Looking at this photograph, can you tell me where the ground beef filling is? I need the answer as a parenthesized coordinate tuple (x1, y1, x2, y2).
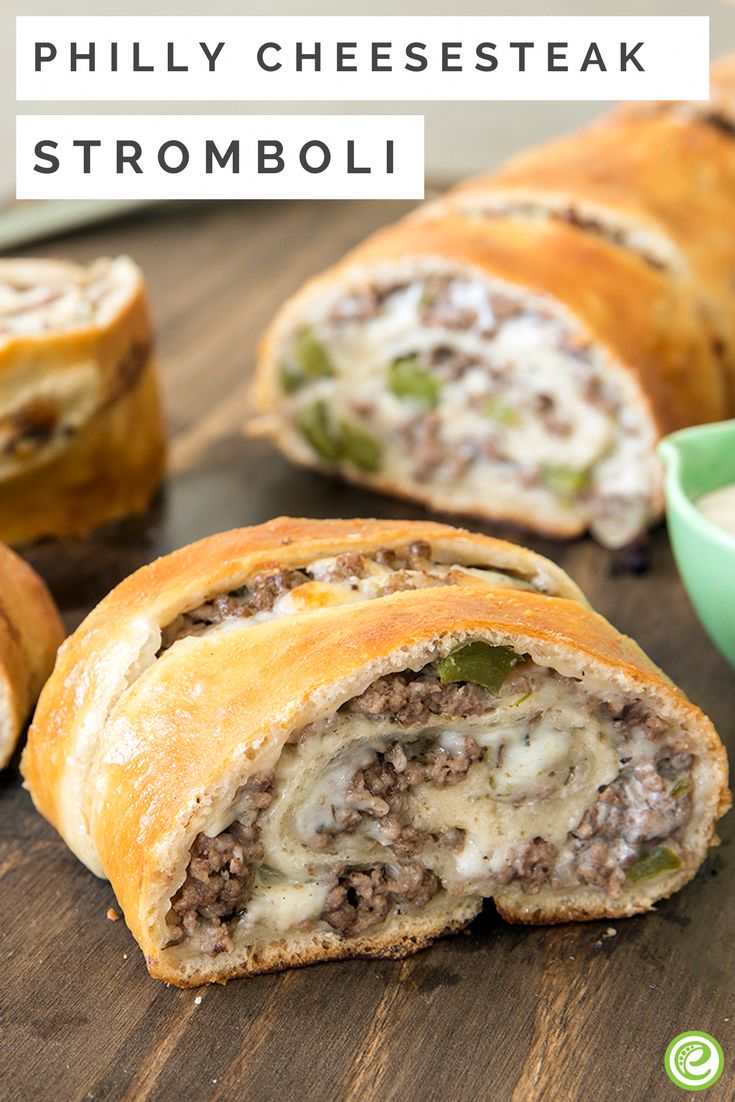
(345, 669, 497, 726)
(570, 752, 693, 897)
(157, 540, 525, 654)
(322, 863, 439, 937)
(496, 839, 559, 893)
(314, 735, 482, 856)
(157, 571, 302, 652)
(295, 279, 657, 543)
(316, 740, 692, 900)
(328, 275, 529, 334)
(166, 776, 273, 954)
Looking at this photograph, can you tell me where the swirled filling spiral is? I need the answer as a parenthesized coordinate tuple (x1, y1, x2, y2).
(165, 644, 693, 957)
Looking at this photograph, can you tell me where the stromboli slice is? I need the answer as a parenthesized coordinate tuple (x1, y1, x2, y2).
(0, 256, 166, 544)
(0, 542, 63, 769)
(253, 217, 726, 548)
(21, 520, 729, 986)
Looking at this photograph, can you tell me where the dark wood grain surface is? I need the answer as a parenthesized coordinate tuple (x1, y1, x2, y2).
(1, 200, 733, 1102)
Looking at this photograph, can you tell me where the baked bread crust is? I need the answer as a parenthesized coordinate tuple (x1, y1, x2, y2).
(437, 110, 735, 407)
(21, 520, 729, 986)
(0, 257, 166, 544)
(0, 543, 64, 768)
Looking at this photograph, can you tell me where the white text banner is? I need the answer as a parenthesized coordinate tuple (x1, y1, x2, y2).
(17, 16, 709, 102)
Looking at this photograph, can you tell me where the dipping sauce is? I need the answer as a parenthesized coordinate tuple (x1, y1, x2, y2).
(697, 483, 735, 535)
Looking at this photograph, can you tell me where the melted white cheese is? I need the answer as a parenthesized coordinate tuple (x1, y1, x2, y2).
(242, 881, 329, 935)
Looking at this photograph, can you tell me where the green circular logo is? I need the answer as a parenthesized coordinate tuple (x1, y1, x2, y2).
(665, 1032, 725, 1091)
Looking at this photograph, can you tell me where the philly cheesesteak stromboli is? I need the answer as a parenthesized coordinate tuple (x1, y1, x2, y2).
(22, 519, 729, 986)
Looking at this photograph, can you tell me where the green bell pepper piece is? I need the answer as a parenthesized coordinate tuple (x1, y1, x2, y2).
(626, 846, 682, 883)
(541, 464, 592, 498)
(484, 396, 519, 427)
(670, 776, 691, 799)
(297, 401, 343, 462)
(340, 421, 382, 472)
(280, 330, 335, 392)
(388, 356, 440, 409)
(280, 362, 306, 394)
(436, 641, 520, 693)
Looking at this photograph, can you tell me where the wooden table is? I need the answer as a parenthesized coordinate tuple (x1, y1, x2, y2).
(1, 200, 733, 1102)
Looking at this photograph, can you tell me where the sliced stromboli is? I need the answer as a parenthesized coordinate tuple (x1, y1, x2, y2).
(0, 256, 166, 544)
(21, 521, 729, 986)
(19, 516, 586, 870)
(252, 217, 727, 548)
(427, 109, 735, 405)
(0, 542, 63, 769)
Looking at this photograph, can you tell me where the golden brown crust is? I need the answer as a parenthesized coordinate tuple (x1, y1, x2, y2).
(0, 259, 166, 545)
(0, 543, 64, 768)
(21, 523, 729, 983)
(440, 109, 735, 406)
(452, 111, 735, 258)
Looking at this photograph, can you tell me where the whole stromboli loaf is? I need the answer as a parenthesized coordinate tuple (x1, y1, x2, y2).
(0, 542, 63, 769)
(252, 55, 735, 549)
(0, 256, 166, 545)
(21, 518, 730, 986)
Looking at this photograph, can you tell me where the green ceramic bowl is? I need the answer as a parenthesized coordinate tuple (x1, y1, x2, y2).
(658, 420, 735, 668)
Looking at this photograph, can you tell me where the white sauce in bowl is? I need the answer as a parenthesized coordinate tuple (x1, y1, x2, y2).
(697, 483, 735, 535)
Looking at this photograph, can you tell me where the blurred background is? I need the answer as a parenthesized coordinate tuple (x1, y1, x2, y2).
(2, 0, 734, 248)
